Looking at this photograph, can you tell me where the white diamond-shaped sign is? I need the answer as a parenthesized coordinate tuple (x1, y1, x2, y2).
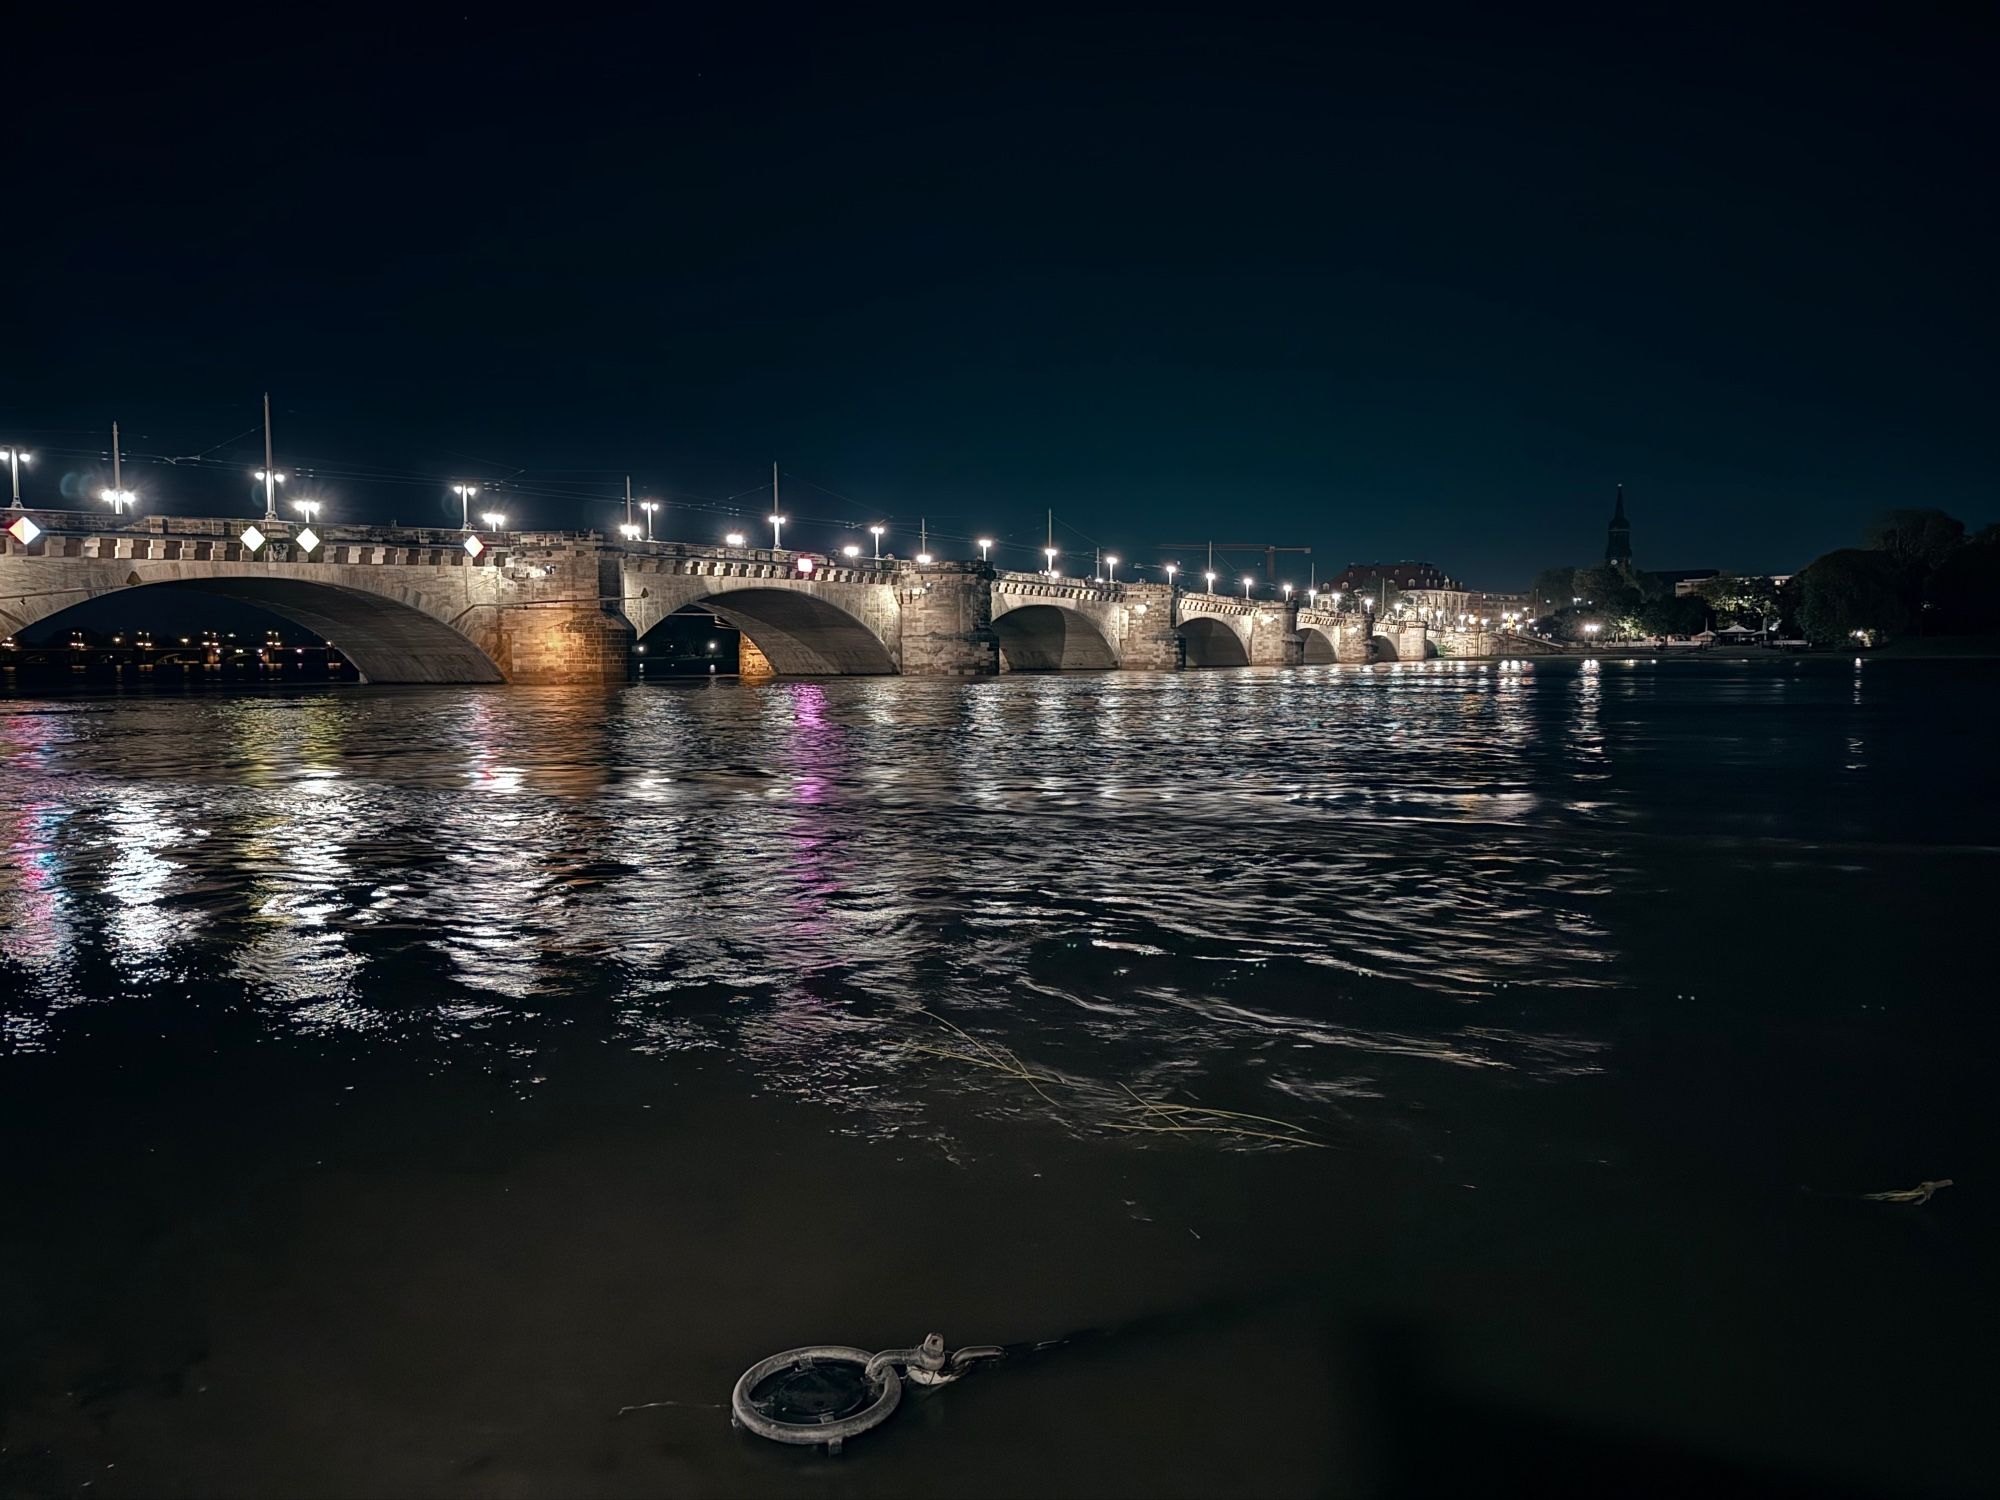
(6, 515, 42, 546)
(463, 534, 485, 558)
(240, 525, 266, 552)
(296, 527, 320, 554)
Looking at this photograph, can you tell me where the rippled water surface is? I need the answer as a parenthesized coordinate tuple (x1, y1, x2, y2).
(2, 660, 1995, 1496)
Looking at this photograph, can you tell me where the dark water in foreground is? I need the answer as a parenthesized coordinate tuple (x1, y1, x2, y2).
(1, 659, 1994, 1498)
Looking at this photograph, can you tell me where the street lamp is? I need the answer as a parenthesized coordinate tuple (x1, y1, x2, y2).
(1164, 563, 1178, 589)
(1204, 570, 1217, 593)
(640, 500, 659, 540)
(100, 487, 137, 516)
(769, 513, 786, 549)
(257, 468, 287, 520)
(1281, 582, 1293, 602)
(451, 482, 478, 531)
(3, 447, 30, 509)
(481, 510, 507, 531)
(1241, 575, 1254, 600)
(977, 537, 993, 561)
(842, 543, 862, 559)
(1105, 554, 1120, 583)
(1044, 546, 1058, 576)
(620, 523, 643, 541)
(725, 531, 746, 547)
(916, 550, 934, 565)
(292, 500, 321, 524)
(869, 525, 885, 559)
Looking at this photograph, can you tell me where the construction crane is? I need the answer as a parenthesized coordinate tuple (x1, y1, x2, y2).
(1157, 542, 1312, 586)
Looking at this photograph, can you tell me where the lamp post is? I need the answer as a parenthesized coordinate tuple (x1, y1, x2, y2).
(977, 537, 993, 562)
(452, 483, 478, 531)
(640, 500, 658, 541)
(1105, 554, 1120, 584)
(725, 530, 746, 547)
(256, 468, 286, 520)
(480, 510, 507, 532)
(3, 446, 29, 509)
(1044, 546, 1058, 577)
(1282, 582, 1293, 603)
(620, 523, 642, 541)
(769, 513, 786, 550)
(869, 525, 885, 559)
(1241, 575, 1254, 600)
(100, 487, 137, 516)
(292, 500, 321, 525)
(1204, 570, 1217, 594)
(1164, 563, 1177, 591)
(842, 544, 862, 559)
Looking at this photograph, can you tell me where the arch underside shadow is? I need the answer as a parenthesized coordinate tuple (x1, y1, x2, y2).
(993, 604, 1118, 671)
(1177, 616, 1249, 667)
(11, 578, 504, 684)
(694, 589, 897, 675)
(1300, 627, 1338, 664)
(1372, 633, 1401, 661)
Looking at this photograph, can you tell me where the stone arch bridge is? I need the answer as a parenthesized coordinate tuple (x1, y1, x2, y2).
(1, 512, 1545, 684)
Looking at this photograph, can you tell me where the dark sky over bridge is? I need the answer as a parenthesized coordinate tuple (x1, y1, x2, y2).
(6, 6, 1994, 588)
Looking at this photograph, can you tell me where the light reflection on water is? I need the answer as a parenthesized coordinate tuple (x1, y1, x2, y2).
(0, 659, 1971, 1138)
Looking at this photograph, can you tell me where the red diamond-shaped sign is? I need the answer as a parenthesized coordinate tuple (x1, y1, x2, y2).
(5, 515, 42, 546)
(463, 534, 485, 558)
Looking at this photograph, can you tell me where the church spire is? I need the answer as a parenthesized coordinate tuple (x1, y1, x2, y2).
(1605, 484, 1633, 565)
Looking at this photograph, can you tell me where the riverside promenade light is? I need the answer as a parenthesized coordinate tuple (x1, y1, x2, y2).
(451, 482, 478, 531)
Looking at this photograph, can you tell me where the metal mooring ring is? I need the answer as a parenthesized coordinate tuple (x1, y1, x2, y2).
(731, 1345, 902, 1451)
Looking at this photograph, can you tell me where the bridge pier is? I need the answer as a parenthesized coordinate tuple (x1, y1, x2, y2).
(899, 561, 999, 676)
(1249, 599, 1303, 666)
(487, 542, 634, 684)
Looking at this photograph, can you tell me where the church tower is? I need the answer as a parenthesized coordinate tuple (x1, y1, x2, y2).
(1605, 484, 1633, 566)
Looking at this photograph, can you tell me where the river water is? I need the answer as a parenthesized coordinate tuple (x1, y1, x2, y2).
(1, 659, 1993, 1498)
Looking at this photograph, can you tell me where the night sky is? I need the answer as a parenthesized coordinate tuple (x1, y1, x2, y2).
(7, 6, 1994, 587)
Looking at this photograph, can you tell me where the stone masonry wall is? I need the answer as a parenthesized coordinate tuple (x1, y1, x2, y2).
(899, 563, 999, 675)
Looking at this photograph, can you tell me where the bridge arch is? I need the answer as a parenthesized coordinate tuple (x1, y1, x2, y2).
(1299, 625, 1338, 665)
(990, 601, 1118, 671)
(0, 572, 505, 684)
(623, 580, 899, 675)
(1177, 614, 1250, 668)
